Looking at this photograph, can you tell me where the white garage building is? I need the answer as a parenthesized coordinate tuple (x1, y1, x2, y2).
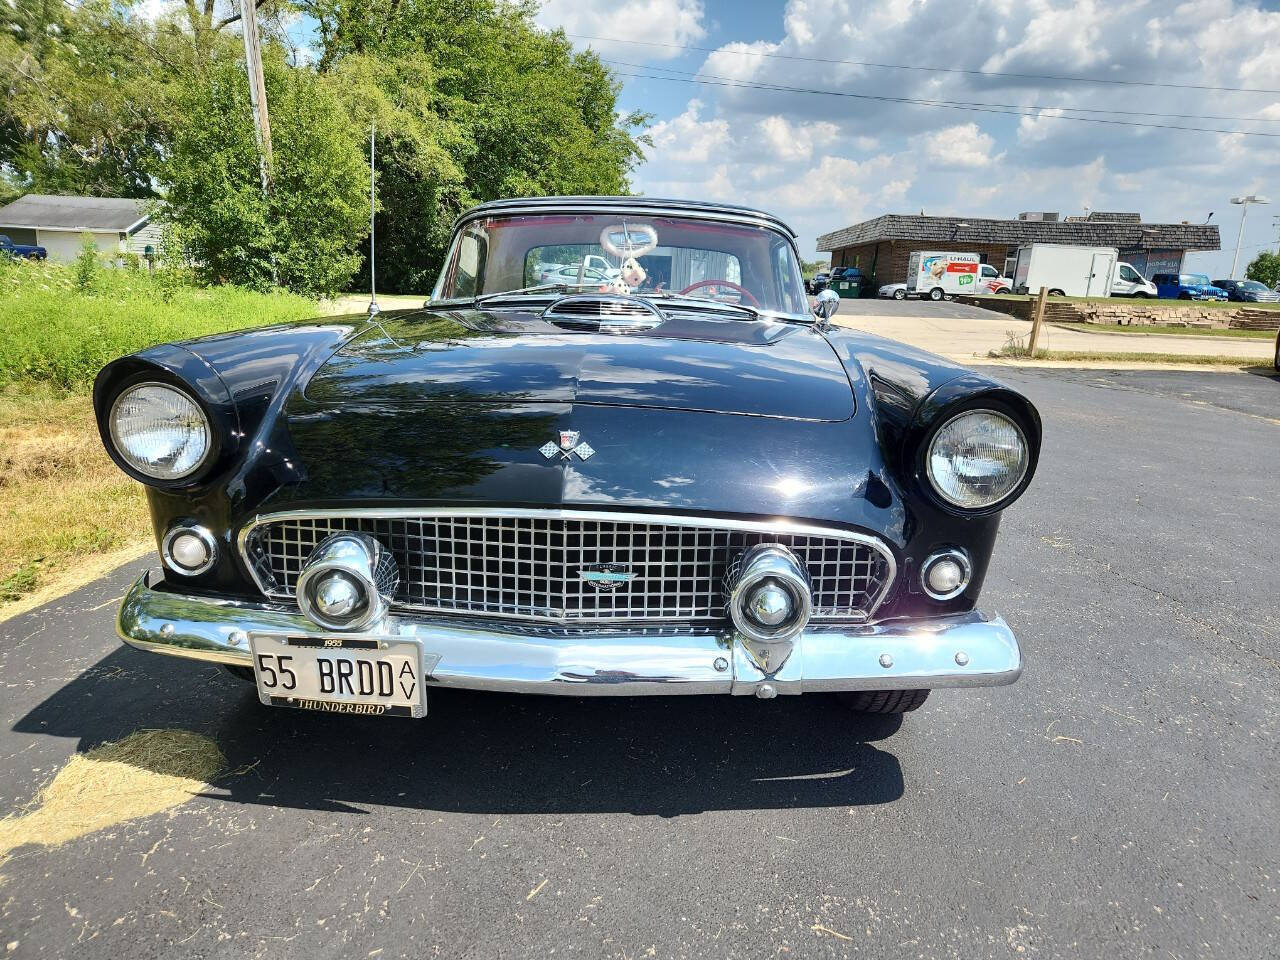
(0, 194, 162, 264)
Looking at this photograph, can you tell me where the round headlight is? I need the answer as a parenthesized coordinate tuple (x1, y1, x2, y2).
(926, 409, 1029, 509)
(108, 382, 211, 481)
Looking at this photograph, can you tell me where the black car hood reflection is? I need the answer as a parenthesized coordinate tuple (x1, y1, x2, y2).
(302, 307, 854, 422)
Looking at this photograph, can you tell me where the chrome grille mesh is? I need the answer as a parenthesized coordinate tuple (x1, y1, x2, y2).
(242, 512, 893, 624)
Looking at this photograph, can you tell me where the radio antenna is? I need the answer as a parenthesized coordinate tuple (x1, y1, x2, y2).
(367, 121, 379, 318)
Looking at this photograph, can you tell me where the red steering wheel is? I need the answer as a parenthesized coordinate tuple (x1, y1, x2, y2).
(678, 279, 762, 308)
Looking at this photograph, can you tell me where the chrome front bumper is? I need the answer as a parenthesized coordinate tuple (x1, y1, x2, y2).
(116, 571, 1023, 697)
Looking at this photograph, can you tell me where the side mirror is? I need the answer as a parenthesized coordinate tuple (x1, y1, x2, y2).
(813, 287, 840, 320)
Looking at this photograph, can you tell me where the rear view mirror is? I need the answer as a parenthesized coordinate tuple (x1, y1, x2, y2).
(813, 288, 840, 320)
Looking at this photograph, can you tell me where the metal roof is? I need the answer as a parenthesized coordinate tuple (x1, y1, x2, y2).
(816, 213, 1220, 253)
(458, 196, 799, 239)
(0, 194, 150, 232)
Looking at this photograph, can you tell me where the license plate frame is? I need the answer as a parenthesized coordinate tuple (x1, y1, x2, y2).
(248, 632, 429, 718)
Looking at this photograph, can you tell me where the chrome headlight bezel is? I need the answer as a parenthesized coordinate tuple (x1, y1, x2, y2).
(924, 407, 1031, 512)
(107, 380, 214, 483)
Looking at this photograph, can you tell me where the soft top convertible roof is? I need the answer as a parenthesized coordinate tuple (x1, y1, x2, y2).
(456, 196, 799, 240)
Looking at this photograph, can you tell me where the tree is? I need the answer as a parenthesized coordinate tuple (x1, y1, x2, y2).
(302, 0, 650, 293)
(162, 50, 369, 296)
(1245, 251, 1280, 290)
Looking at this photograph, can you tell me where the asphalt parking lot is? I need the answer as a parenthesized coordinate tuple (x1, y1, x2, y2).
(1, 366, 1278, 959)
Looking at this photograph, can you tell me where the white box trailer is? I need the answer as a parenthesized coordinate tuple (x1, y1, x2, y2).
(906, 251, 982, 301)
(1012, 244, 1118, 298)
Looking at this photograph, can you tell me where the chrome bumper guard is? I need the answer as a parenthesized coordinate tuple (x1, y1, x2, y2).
(117, 571, 1023, 696)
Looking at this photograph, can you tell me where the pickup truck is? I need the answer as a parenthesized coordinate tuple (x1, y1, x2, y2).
(0, 235, 47, 260)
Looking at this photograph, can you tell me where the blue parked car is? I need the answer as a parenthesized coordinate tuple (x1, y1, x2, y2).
(1151, 272, 1228, 301)
(0, 234, 46, 260)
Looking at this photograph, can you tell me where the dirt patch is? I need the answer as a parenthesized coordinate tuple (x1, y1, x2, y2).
(0, 729, 226, 863)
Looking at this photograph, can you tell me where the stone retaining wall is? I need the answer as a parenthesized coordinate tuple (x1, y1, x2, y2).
(952, 296, 1280, 331)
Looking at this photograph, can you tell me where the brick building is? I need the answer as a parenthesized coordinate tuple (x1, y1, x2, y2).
(815, 211, 1220, 290)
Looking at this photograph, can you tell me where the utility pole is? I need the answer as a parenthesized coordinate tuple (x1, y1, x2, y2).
(1229, 195, 1270, 278)
(240, 0, 273, 188)
(368, 122, 379, 318)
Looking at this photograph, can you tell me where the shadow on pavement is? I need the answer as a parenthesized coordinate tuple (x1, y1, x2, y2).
(14, 645, 906, 818)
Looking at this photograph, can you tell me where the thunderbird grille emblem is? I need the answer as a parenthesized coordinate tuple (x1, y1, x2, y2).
(578, 563, 636, 591)
(540, 431, 595, 461)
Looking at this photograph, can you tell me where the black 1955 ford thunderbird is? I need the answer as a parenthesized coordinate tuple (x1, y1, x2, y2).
(97, 196, 1039, 719)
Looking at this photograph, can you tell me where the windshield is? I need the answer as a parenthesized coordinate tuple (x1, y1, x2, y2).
(1238, 280, 1268, 291)
(434, 213, 809, 316)
(1182, 274, 1212, 285)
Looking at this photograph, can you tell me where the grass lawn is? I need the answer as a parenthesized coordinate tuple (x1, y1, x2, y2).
(994, 345, 1270, 366)
(0, 260, 321, 618)
(1056, 322, 1275, 340)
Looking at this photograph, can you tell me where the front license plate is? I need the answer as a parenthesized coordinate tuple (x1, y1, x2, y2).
(248, 633, 426, 718)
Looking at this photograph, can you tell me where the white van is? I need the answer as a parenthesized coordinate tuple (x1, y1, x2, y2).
(906, 251, 983, 301)
(1111, 262, 1157, 298)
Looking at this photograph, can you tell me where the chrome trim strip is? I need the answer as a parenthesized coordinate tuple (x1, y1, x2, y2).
(116, 571, 1021, 695)
(235, 507, 899, 622)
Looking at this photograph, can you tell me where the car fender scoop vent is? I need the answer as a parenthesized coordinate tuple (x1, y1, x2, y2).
(542, 294, 665, 333)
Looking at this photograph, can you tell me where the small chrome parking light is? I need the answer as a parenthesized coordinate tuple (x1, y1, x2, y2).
(161, 524, 217, 576)
(921, 549, 972, 601)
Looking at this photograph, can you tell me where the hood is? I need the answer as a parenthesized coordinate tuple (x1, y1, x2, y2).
(302, 307, 854, 422)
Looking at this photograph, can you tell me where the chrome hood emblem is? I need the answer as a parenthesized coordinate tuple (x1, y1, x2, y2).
(578, 563, 636, 591)
(540, 431, 595, 461)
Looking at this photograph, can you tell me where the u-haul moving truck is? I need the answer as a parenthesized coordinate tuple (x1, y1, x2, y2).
(1012, 244, 1118, 298)
(906, 251, 982, 301)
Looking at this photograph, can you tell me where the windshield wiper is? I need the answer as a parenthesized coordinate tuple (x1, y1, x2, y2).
(474, 282, 601, 305)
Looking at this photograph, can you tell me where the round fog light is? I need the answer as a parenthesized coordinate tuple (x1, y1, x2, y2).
(747, 580, 793, 627)
(296, 533, 399, 631)
(162, 525, 217, 575)
(312, 571, 364, 619)
(724, 543, 813, 644)
(922, 549, 971, 600)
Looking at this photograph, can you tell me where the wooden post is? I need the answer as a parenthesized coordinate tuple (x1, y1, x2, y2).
(1028, 285, 1048, 355)
(240, 0, 272, 183)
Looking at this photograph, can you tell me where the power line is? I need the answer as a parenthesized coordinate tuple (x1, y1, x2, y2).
(606, 59, 1280, 125)
(571, 33, 1280, 96)
(604, 62, 1280, 138)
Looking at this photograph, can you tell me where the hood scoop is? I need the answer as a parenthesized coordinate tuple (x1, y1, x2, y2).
(543, 294, 665, 333)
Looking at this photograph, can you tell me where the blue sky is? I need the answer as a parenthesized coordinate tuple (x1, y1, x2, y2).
(537, 0, 1280, 277)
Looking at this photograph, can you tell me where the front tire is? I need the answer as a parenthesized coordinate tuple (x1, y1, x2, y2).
(928, 287, 943, 301)
(838, 689, 931, 714)
(893, 288, 906, 300)
(1048, 288, 1065, 297)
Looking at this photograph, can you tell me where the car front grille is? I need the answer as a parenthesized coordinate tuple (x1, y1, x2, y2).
(240, 510, 895, 624)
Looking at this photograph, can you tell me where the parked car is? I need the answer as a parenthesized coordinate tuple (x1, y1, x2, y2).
(878, 282, 908, 299)
(0, 234, 46, 260)
(98, 195, 1038, 719)
(1211, 279, 1280, 303)
(806, 271, 830, 295)
(1152, 273, 1228, 301)
(538, 264, 613, 286)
